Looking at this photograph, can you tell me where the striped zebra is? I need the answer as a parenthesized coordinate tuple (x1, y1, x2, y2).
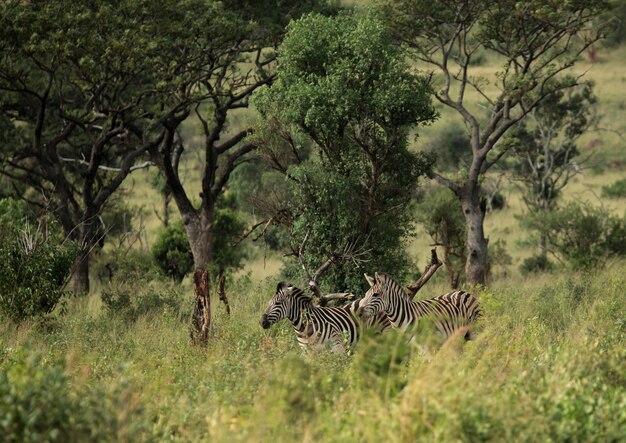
(260, 282, 360, 352)
(357, 272, 481, 340)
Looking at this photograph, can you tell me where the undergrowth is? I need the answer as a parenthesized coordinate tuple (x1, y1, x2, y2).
(0, 269, 624, 442)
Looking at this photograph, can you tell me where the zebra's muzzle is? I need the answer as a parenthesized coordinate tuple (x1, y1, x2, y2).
(260, 314, 271, 329)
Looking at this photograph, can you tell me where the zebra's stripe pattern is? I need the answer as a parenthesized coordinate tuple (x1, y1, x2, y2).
(357, 272, 481, 339)
(260, 282, 359, 352)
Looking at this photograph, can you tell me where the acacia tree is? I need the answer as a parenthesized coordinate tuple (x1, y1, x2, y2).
(506, 81, 597, 259)
(252, 12, 437, 294)
(0, 1, 180, 293)
(137, 1, 330, 344)
(382, 0, 608, 284)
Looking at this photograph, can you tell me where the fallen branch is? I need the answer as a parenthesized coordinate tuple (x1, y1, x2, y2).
(318, 292, 355, 307)
(406, 248, 443, 299)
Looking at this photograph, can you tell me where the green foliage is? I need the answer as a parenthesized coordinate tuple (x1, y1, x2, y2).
(0, 353, 146, 442)
(505, 81, 596, 213)
(93, 248, 163, 286)
(101, 284, 187, 322)
(0, 200, 77, 322)
(152, 221, 194, 283)
(425, 121, 472, 171)
(1, 269, 625, 441)
(254, 12, 437, 292)
(211, 196, 248, 275)
(152, 200, 247, 282)
(602, 177, 626, 198)
(520, 254, 554, 275)
(415, 187, 466, 285)
(523, 202, 626, 269)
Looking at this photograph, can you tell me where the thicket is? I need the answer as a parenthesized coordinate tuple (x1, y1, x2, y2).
(0, 199, 76, 321)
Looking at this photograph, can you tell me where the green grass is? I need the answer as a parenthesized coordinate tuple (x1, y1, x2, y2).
(3, 19, 626, 442)
(1, 267, 624, 441)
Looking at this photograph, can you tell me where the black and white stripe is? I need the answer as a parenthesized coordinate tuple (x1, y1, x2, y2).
(357, 272, 481, 339)
(260, 282, 360, 352)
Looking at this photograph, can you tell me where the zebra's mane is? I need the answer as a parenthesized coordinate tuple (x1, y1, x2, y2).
(277, 282, 314, 305)
(375, 273, 406, 298)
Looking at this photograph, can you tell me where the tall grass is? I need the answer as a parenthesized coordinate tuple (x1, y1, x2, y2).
(1, 267, 624, 441)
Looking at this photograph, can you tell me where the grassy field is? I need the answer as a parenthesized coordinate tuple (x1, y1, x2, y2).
(2, 12, 626, 442)
(1, 265, 624, 441)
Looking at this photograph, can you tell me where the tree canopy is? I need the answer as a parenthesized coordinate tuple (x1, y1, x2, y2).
(253, 12, 437, 292)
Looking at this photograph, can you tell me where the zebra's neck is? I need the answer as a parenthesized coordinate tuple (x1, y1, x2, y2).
(286, 292, 314, 332)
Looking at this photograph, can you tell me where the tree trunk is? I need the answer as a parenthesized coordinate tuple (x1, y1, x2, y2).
(162, 193, 171, 227)
(72, 252, 90, 294)
(460, 190, 490, 286)
(186, 207, 215, 345)
(191, 268, 211, 345)
(71, 220, 98, 295)
(539, 233, 548, 260)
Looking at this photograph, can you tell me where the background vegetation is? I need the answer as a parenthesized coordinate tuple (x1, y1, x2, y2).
(1, 0, 625, 441)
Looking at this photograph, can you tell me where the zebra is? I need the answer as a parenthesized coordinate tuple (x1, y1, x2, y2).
(357, 272, 481, 340)
(260, 281, 360, 352)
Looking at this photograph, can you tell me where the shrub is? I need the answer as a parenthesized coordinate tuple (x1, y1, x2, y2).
(520, 255, 554, 275)
(0, 353, 146, 442)
(425, 122, 472, 171)
(101, 284, 186, 322)
(93, 248, 163, 285)
(601, 178, 626, 199)
(522, 202, 626, 269)
(0, 200, 77, 321)
(152, 221, 194, 282)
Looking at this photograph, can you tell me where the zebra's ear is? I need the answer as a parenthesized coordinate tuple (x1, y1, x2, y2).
(276, 281, 287, 292)
(364, 273, 376, 287)
(374, 272, 383, 284)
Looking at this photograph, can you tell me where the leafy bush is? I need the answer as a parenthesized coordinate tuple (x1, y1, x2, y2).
(0, 353, 146, 442)
(601, 178, 626, 199)
(522, 202, 626, 269)
(520, 255, 554, 275)
(0, 199, 77, 321)
(152, 221, 194, 282)
(425, 122, 472, 171)
(93, 248, 163, 285)
(101, 284, 186, 322)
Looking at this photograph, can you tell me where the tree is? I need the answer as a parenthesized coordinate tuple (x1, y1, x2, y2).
(382, 0, 608, 284)
(505, 81, 597, 259)
(0, 1, 179, 293)
(137, 1, 331, 345)
(252, 12, 437, 294)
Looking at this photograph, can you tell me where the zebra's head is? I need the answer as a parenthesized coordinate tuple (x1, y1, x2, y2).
(260, 281, 296, 329)
(357, 272, 388, 320)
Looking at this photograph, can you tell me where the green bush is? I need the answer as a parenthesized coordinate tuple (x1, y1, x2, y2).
(523, 202, 626, 269)
(152, 221, 194, 283)
(425, 122, 472, 171)
(520, 255, 554, 275)
(93, 248, 163, 285)
(0, 200, 77, 321)
(0, 353, 146, 442)
(101, 284, 186, 322)
(601, 178, 626, 199)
